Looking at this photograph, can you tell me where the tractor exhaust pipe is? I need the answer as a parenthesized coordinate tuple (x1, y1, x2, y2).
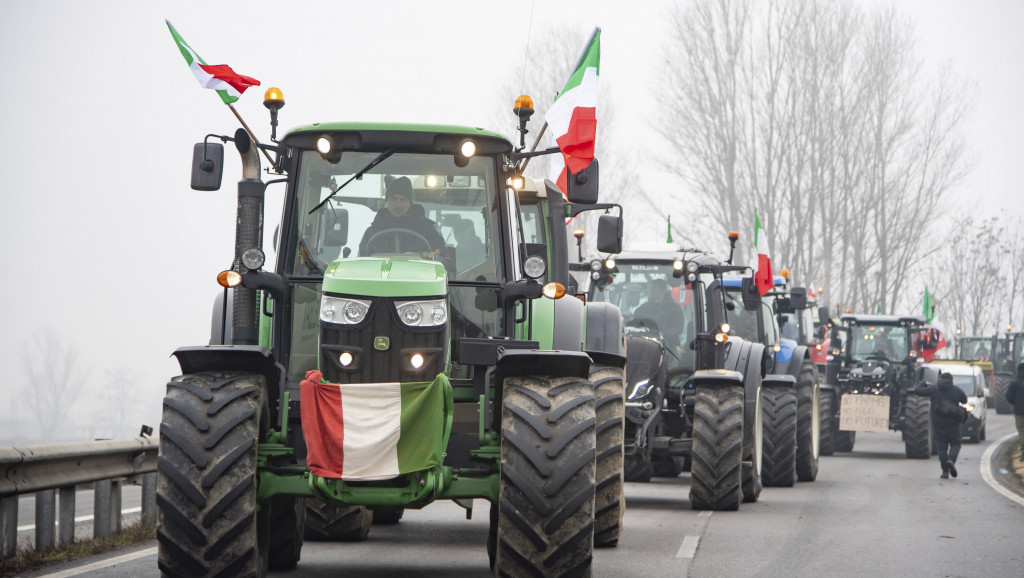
(232, 128, 264, 345)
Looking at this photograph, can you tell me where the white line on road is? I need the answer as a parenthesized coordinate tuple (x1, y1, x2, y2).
(17, 507, 142, 532)
(697, 510, 713, 518)
(676, 535, 701, 558)
(35, 546, 157, 578)
(980, 432, 1024, 507)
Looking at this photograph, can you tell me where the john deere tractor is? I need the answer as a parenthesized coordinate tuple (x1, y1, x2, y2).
(156, 89, 623, 577)
(587, 243, 769, 510)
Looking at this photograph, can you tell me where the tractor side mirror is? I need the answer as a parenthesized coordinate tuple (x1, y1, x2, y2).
(741, 277, 761, 311)
(191, 142, 224, 191)
(596, 214, 623, 254)
(324, 208, 349, 248)
(818, 306, 830, 325)
(789, 287, 807, 310)
(566, 158, 599, 204)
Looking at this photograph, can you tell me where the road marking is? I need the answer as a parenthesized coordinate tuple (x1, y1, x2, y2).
(980, 432, 1024, 507)
(35, 546, 157, 578)
(676, 535, 701, 558)
(17, 507, 142, 532)
(697, 510, 713, 518)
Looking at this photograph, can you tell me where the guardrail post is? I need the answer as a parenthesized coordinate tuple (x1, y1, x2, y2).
(58, 485, 76, 546)
(36, 490, 56, 551)
(141, 472, 157, 527)
(110, 480, 122, 534)
(1, 496, 17, 558)
(94, 480, 111, 539)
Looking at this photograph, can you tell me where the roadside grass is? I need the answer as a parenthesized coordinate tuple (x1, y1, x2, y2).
(0, 522, 155, 577)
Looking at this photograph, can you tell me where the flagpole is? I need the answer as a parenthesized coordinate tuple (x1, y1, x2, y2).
(518, 121, 548, 173)
(228, 104, 275, 166)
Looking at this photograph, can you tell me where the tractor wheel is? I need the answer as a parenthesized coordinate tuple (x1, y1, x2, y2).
(903, 395, 932, 459)
(689, 385, 744, 511)
(591, 364, 625, 548)
(268, 496, 305, 570)
(624, 454, 654, 483)
(370, 507, 405, 525)
(994, 375, 1013, 414)
(760, 387, 798, 487)
(742, 386, 763, 503)
(303, 503, 373, 541)
(157, 372, 268, 578)
(496, 375, 596, 577)
(835, 430, 856, 452)
(651, 457, 684, 478)
(818, 390, 835, 456)
(796, 368, 821, 482)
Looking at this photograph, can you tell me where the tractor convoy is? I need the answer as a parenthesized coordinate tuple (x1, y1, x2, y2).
(156, 67, 1006, 578)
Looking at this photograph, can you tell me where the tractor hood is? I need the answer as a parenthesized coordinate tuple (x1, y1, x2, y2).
(322, 257, 447, 298)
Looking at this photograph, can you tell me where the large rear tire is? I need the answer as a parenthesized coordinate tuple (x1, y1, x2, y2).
(303, 503, 373, 541)
(818, 390, 836, 456)
(796, 367, 821, 482)
(157, 372, 268, 578)
(689, 385, 744, 511)
(760, 386, 798, 487)
(496, 375, 596, 577)
(994, 374, 1013, 414)
(591, 364, 625, 548)
(904, 395, 932, 459)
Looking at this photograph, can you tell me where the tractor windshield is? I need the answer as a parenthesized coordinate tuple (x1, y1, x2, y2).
(590, 263, 705, 374)
(848, 324, 907, 361)
(288, 150, 501, 282)
(959, 337, 992, 361)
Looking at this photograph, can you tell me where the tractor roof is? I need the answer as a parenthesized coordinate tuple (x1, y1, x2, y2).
(613, 247, 726, 267)
(721, 275, 787, 288)
(282, 122, 512, 153)
(840, 314, 926, 327)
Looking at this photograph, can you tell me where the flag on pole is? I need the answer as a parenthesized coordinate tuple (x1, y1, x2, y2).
(166, 20, 260, 105)
(666, 215, 674, 243)
(807, 281, 818, 300)
(753, 210, 773, 296)
(546, 28, 601, 195)
(922, 286, 935, 322)
(300, 370, 448, 480)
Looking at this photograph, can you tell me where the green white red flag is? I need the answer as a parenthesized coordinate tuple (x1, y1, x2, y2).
(546, 28, 601, 195)
(165, 20, 260, 105)
(753, 210, 773, 296)
(300, 370, 448, 480)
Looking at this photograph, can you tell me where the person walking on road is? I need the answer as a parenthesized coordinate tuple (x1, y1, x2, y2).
(915, 372, 968, 479)
(1004, 362, 1024, 460)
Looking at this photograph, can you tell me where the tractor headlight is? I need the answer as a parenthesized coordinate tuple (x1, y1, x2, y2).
(628, 379, 653, 400)
(320, 295, 371, 325)
(241, 247, 266, 270)
(395, 299, 447, 327)
(686, 261, 699, 273)
(524, 256, 547, 279)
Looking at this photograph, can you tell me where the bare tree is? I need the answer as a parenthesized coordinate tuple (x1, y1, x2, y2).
(1002, 216, 1024, 332)
(929, 215, 1006, 334)
(21, 327, 91, 441)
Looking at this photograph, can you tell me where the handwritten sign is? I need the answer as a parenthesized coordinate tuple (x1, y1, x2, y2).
(839, 394, 890, 432)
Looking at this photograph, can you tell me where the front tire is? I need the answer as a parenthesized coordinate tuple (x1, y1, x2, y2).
(303, 503, 373, 541)
(818, 390, 836, 456)
(742, 386, 764, 503)
(760, 387, 798, 487)
(903, 395, 932, 459)
(267, 497, 304, 570)
(591, 364, 625, 548)
(994, 375, 1013, 414)
(157, 372, 267, 578)
(689, 385, 744, 511)
(497, 375, 596, 577)
(835, 430, 856, 452)
(796, 367, 821, 482)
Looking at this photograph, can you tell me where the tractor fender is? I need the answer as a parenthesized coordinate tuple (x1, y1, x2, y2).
(492, 349, 593, 401)
(762, 374, 798, 388)
(691, 369, 745, 388)
(774, 338, 799, 371)
(552, 292, 585, 351)
(171, 344, 285, 422)
(584, 301, 627, 368)
(775, 344, 809, 378)
(723, 338, 768, 432)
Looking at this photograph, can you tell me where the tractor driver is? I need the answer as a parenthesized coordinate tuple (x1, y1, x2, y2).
(632, 278, 685, 352)
(358, 176, 446, 258)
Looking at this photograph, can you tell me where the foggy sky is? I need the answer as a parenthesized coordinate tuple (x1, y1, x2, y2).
(1, 0, 1020, 443)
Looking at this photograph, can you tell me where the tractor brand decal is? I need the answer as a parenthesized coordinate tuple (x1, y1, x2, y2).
(374, 336, 391, 351)
(630, 265, 658, 271)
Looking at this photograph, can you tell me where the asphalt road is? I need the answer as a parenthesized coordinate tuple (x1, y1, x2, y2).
(22, 413, 1024, 577)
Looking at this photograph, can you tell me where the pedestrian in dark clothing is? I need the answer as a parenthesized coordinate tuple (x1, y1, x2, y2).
(915, 372, 968, 479)
(1004, 362, 1024, 460)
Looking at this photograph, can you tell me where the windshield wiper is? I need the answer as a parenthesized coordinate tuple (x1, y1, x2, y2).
(309, 148, 395, 214)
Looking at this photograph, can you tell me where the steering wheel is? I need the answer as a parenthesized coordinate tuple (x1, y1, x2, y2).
(364, 228, 432, 255)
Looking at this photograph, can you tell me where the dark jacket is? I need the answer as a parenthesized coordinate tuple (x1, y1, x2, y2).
(1005, 363, 1024, 416)
(358, 205, 446, 257)
(915, 376, 968, 429)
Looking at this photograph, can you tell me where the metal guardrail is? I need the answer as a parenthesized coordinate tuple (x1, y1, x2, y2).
(0, 435, 158, 559)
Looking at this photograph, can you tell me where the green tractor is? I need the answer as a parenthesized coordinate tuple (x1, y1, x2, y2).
(956, 333, 1024, 414)
(156, 89, 624, 577)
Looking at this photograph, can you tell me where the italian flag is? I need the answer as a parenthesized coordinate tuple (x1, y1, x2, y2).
(753, 210, 773, 296)
(546, 29, 601, 195)
(165, 20, 260, 105)
(300, 370, 448, 480)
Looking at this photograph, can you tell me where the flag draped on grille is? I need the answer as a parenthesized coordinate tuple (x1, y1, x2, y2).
(545, 29, 600, 195)
(300, 370, 449, 480)
(165, 20, 260, 105)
